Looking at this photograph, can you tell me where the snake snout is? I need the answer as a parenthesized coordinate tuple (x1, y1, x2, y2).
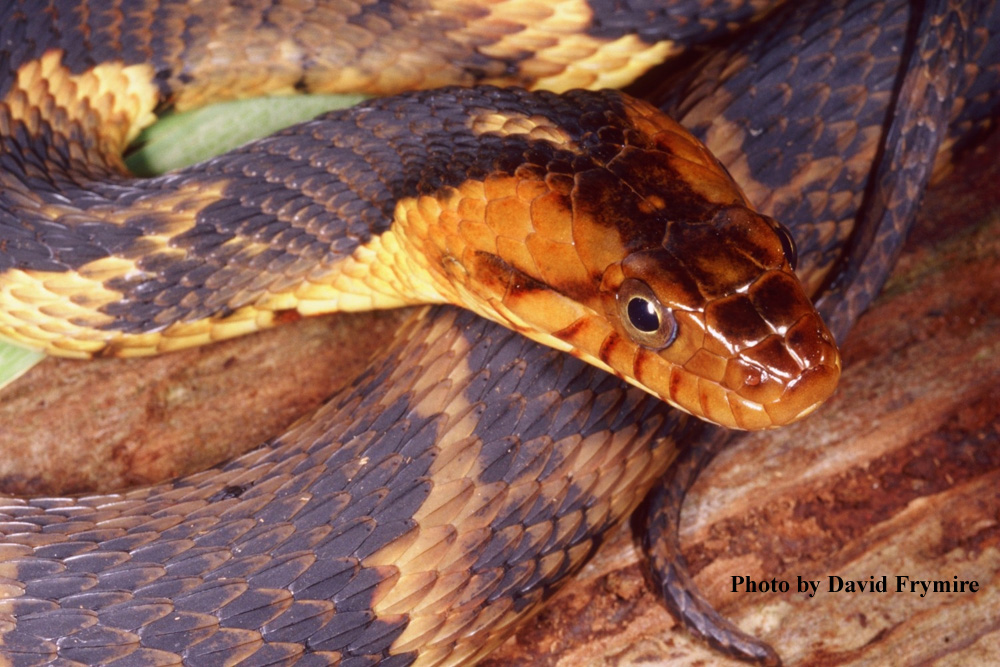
(704, 270, 841, 429)
(729, 310, 841, 428)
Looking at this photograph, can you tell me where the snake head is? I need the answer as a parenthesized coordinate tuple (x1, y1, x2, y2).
(408, 89, 839, 429)
(487, 96, 838, 430)
(594, 204, 841, 430)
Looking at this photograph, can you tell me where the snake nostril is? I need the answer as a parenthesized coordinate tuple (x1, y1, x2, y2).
(744, 365, 765, 387)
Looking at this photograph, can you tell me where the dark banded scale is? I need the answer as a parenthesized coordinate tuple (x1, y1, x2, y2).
(1, 87, 730, 336)
(0, 0, 773, 102)
(0, 306, 699, 665)
(0, 0, 997, 665)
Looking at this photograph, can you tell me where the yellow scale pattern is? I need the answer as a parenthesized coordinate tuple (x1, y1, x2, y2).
(333, 312, 674, 665)
(449, 0, 677, 91)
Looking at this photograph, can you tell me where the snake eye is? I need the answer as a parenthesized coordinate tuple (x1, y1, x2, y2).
(770, 219, 798, 270)
(616, 278, 677, 349)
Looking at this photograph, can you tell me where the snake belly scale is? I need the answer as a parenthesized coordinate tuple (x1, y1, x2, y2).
(2, 0, 951, 664)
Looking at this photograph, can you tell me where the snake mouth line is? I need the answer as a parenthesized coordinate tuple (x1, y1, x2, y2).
(710, 306, 841, 430)
(672, 352, 841, 431)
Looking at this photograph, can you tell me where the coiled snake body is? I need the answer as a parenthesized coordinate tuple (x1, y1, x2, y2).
(0, 0, 997, 664)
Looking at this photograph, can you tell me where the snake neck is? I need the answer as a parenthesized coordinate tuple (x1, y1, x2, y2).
(0, 83, 703, 357)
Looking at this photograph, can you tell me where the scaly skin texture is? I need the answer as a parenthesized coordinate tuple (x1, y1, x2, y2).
(1, 3, 996, 664)
(0, 2, 839, 429)
(0, 305, 702, 665)
(11, 0, 968, 655)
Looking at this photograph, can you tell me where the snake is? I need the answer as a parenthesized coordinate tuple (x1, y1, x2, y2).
(0, 0, 997, 665)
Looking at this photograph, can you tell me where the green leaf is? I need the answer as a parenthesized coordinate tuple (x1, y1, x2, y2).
(126, 93, 369, 175)
(0, 343, 44, 389)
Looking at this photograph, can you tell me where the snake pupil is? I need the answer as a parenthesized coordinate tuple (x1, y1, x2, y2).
(616, 278, 678, 350)
(627, 297, 660, 333)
